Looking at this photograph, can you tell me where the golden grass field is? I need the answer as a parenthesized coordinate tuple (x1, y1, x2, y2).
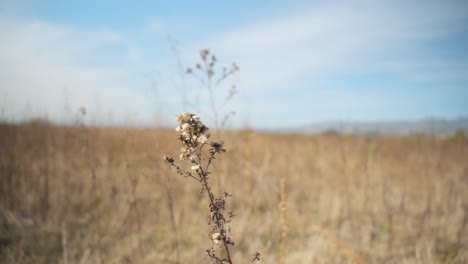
(1, 121, 467, 263)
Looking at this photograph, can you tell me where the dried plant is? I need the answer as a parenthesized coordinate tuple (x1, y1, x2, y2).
(186, 49, 239, 136)
(278, 177, 287, 264)
(163, 113, 258, 264)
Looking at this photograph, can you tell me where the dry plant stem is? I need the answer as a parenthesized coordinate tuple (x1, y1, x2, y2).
(279, 177, 287, 264)
(127, 168, 145, 264)
(164, 113, 239, 264)
(149, 157, 181, 264)
(244, 134, 254, 193)
(199, 158, 233, 264)
(201, 52, 219, 134)
(186, 49, 239, 135)
(62, 222, 68, 264)
(41, 134, 50, 222)
(81, 114, 116, 264)
(168, 152, 233, 263)
(83, 123, 105, 264)
(208, 82, 219, 138)
(186, 49, 240, 196)
(163, 176, 181, 264)
(90, 168, 104, 264)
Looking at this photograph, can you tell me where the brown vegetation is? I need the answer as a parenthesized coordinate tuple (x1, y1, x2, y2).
(0, 122, 467, 263)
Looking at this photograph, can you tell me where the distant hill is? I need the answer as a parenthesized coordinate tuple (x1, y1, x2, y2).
(297, 118, 468, 135)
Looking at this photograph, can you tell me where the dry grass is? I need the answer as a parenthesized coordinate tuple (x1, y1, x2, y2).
(0, 121, 467, 263)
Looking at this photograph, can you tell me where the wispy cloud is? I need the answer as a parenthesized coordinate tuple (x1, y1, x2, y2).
(207, 1, 467, 93)
(0, 17, 157, 125)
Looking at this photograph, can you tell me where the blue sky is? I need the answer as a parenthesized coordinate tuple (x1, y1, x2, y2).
(1, 0, 467, 129)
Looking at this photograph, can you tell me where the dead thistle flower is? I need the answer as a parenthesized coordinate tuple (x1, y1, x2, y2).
(163, 155, 174, 165)
(211, 140, 226, 154)
(174, 113, 210, 160)
(164, 113, 259, 264)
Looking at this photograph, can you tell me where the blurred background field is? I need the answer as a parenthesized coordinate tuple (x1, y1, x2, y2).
(1, 121, 467, 263)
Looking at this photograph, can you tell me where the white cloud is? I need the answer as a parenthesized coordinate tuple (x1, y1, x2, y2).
(205, 2, 468, 95)
(0, 17, 162, 125)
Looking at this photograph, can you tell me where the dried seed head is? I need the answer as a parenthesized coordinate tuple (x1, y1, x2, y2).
(181, 123, 190, 131)
(201, 48, 210, 60)
(175, 113, 210, 160)
(207, 69, 214, 77)
(211, 140, 226, 153)
(197, 134, 208, 144)
(163, 155, 174, 164)
(211, 232, 221, 245)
